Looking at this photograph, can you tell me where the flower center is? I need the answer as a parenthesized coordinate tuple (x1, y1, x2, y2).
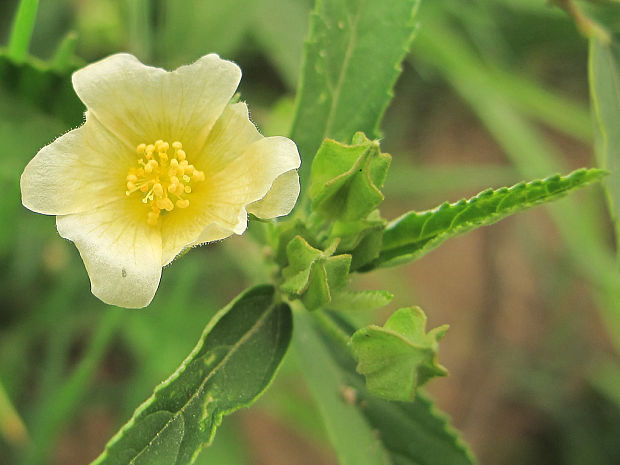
(125, 140, 205, 226)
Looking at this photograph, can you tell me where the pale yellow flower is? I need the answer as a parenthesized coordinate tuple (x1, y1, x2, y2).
(20, 54, 300, 308)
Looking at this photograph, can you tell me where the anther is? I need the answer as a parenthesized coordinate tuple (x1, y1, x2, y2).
(153, 183, 164, 197)
(162, 198, 174, 211)
(126, 139, 203, 225)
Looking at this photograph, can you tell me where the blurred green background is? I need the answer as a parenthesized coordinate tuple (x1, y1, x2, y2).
(1, 0, 620, 464)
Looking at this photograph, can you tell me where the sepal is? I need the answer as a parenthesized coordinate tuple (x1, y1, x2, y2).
(281, 236, 352, 310)
(309, 132, 391, 221)
(350, 306, 448, 402)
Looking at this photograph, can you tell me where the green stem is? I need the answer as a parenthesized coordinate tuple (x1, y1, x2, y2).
(7, 0, 39, 62)
(312, 309, 352, 350)
(20, 308, 123, 465)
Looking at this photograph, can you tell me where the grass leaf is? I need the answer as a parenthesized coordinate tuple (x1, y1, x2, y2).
(590, 36, 620, 260)
(7, 0, 39, 62)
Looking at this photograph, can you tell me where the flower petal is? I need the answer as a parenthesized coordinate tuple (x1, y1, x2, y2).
(193, 102, 262, 170)
(159, 104, 300, 266)
(211, 135, 301, 208)
(189, 224, 235, 248)
(247, 169, 300, 218)
(158, 103, 262, 264)
(21, 115, 131, 215)
(72, 53, 241, 153)
(56, 200, 163, 308)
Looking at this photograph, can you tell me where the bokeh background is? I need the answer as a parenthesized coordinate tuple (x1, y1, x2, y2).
(1, 0, 620, 464)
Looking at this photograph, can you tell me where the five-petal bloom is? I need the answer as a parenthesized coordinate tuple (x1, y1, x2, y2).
(20, 53, 301, 308)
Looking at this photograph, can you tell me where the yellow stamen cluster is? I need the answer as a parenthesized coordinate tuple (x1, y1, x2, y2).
(125, 140, 205, 226)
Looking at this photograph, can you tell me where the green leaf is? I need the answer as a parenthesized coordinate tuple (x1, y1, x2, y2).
(359, 389, 476, 465)
(252, 0, 310, 89)
(310, 133, 391, 221)
(296, 310, 475, 465)
(290, 0, 419, 183)
(413, 13, 620, 353)
(281, 236, 351, 310)
(372, 168, 606, 268)
(0, 53, 83, 126)
(590, 36, 620, 261)
(92, 285, 292, 465)
(157, 0, 255, 68)
(350, 307, 448, 402)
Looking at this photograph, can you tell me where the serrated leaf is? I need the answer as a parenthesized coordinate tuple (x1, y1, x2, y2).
(290, 0, 419, 183)
(371, 168, 606, 269)
(92, 285, 292, 465)
(295, 310, 475, 465)
(310, 133, 391, 221)
(326, 290, 394, 312)
(350, 307, 448, 402)
(281, 236, 351, 310)
(360, 389, 476, 465)
(590, 36, 620, 261)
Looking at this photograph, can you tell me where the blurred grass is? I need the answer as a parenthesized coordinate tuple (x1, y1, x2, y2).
(7, 0, 38, 62)
(1, 0, 619, 464)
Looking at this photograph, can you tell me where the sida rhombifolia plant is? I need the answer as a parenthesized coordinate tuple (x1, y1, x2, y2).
(14, 0, 618, 463)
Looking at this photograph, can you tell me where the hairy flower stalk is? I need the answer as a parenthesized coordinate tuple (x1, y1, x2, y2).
(20, 54, 301, 308)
